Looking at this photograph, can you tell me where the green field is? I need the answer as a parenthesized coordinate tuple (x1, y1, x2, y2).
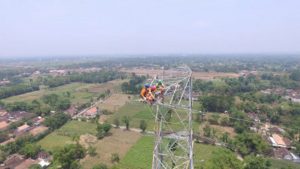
(107, 102, 156, 129)
(107, 101, 202, 132)
(116, 136, 227, 169)
(38, 120, 97, 151)
(3, 79, 124, 105)
(3, 83, 95, 104)
(116, 136, 154, 169)
(268, 158, 300, 169)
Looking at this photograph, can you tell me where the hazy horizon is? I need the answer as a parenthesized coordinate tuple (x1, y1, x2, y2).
(1, 0, 300, 58)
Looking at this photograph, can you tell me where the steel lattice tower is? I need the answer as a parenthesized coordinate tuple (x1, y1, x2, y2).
(152, 66, 194, 169)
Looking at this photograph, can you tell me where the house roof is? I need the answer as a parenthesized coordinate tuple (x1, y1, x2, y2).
(85, 107, 97, 116)
(273, 148, 291, 159)
(272, 134, 287, 146)
(15, 158, 38, 169)
(17, 124, 30, 132)
(0, 110, 8, 116)
(3, 154, 24, 169)
(33, 116, 45, 123)
(0, 121, 9, 130)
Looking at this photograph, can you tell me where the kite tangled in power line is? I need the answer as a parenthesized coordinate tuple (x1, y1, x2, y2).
(140, 80, 165, 104)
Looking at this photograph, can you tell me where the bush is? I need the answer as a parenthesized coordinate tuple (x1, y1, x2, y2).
(122, 116, 130, 130)
(111, 153, 120, 163)
(139, 120, 147, 132)
(113, 118, 120, 128)
(87, 146, 97, 157)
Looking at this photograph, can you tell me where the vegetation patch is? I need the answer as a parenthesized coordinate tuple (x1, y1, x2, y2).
(80, 128, 141, 168)
(38, 120, 97, 151)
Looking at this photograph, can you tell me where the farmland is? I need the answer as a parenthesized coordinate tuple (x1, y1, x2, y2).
(3, 79, 125, 105)
(97, 93, 131, 112)
(121, 67, 240, 80)
(107, 102, 155, 129)
(80, 128, 141, 168)
(37, 120, 97, 151)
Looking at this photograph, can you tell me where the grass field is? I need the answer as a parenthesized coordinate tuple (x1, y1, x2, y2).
(37, 120, 97, 151)
(107, 102, 155, 129)
(3, 79, 125, 105)
(121, 67, 240, 80)
(116, 136, 154, 169)
(80, 128, 141, 169)
(97, 93, 131, 112)
(116, 136, 229, 169)
(268, 158, 300, 169)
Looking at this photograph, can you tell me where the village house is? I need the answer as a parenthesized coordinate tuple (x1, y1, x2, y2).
(0, 110, 8, 117)
(0, 121, 9, 131)
(49, 69, 67, 76)
(0, 79, 10, 86)
(37, 151, 51, 168)
(0, 138, 15, 146)
(7, 111, 33, 123)
(32, 116, 45, 126)
(0, 154, 24, 169)
(82, 107, 99, 118)
(66, 106, 78, 117)
(14, 123, 32, 137)
(269, 133, 292, 148)
(15, 158, 38, 169)
(273, 147, 293, 160)
(17, 124, 30, 133)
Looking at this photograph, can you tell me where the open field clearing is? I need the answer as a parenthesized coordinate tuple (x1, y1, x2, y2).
(3, 79, 125, 104)
(210, 124, 237, 137)
(80, 128, 141, 168)
(107, 102, 155, 130)
(97, 93, 131, 112)
(116, 136, 154, 169)
(37, 121, 97, 151)
(121, 68, 240, 80)
(268, 158, 300, 169)
(117, 136, 229, 169)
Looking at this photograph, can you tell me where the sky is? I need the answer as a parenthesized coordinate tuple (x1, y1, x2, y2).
(0, 0, 300, 57)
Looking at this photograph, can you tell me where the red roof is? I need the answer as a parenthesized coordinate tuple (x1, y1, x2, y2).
(85, 107, 97, 116)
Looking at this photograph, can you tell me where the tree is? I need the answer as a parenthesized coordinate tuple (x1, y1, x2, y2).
(92, 164, 108, 169)
(122, 116, 130, 130)
(87, 146, 97, 157)
(72, 134, 80, 145)
(208, 114, 220, 125)
(139, 120, 147, 132)
(0, 150, 7, 163)
(111, 153, 120, 163)
(234, 133, 268, 157)
(221, 132, 229, 143)
(244, 155, 271, 169)
(102, 123, 111, 134)
(204, 149, 242, 169)
(20, 143, 41, 158)
(220, 116, 230, 126)
(113, 118, 120, 128)
(201, 95, 234, 112)
(44, 112, 69, 130)
(203, 125, 211, 137)
(53, 144, 85, 169)
(96, 123, 111, 139)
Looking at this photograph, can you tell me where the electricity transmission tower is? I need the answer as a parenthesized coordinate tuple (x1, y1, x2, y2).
(152, 66, 194, 169)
